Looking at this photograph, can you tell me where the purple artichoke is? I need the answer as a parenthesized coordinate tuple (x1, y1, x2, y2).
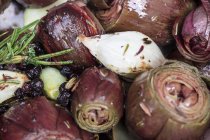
(0, 96, 96, 140)
(173, 1, 210, 63)
(71, 67, 123, 133)
(90, 0, 195, 47)
(126, 61, 210, 140)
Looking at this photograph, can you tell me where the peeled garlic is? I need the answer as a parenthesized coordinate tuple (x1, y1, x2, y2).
(77, 31, 166, 78)
(40, 67, 67, 100)
(0, 71, 28, 103)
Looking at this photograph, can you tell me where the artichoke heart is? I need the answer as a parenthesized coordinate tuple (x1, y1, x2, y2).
(126, 61, 210, 140)
(71, 67, 123, 133)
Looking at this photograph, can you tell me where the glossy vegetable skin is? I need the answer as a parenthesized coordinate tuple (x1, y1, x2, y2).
(37, 1, 104, 71)
(93, 0, 195, 47)
(173, 5, 210, 63)
(126, 61, 210, 140)
(71, 67, 123, 133)
(0, 96, 96, 140)
(16, 0, 56, 8)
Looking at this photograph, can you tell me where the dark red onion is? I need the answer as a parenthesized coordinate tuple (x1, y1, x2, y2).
(173, 2, 210, 63)
(0, 96, 96, 140)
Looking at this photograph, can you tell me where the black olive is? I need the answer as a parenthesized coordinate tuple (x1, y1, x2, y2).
(4, 64, 19, 71)
(26, 66, 42, 79)
(60, 66, 73, 78)
(14, 88, 25, 99)
(22, 82, 32, 94)
(57, 91, 71, 107)
(29, 91, 43, 97)
(59, 82, 67, 93)
(30, 78, 43, 92)
(16, 63, 28, 71)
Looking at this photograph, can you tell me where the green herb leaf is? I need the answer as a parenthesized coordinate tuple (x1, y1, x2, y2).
(0, 20, 74, 66)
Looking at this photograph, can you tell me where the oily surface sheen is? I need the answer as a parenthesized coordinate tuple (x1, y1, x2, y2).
(38, 2, 103, 70)
(173, 6, 210, 63)
(71, 67, 123, 132)
(126, 62, 210, 140)
(0, 97, 95, 140)
(96, 0, 195, 47)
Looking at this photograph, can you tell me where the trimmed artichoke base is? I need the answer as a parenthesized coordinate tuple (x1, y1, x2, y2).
(151, 62, 209, 122)
(76, 103, 119, 133)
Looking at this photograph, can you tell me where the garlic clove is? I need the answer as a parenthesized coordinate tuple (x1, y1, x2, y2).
(78, 31, 166, 78)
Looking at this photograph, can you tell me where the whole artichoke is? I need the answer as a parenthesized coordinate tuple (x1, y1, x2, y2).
(90, 0, 195, 47)
(71, 67, 123, 133)
(126, 61, 210, 140)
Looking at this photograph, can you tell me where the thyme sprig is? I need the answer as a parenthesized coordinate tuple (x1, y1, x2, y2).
(0, 20, 73, 66)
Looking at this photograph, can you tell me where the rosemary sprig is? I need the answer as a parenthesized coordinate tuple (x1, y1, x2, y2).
(0, 20, 73, 66)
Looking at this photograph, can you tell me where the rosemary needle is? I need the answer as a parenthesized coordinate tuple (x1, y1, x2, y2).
(0, 20, 73, 66)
